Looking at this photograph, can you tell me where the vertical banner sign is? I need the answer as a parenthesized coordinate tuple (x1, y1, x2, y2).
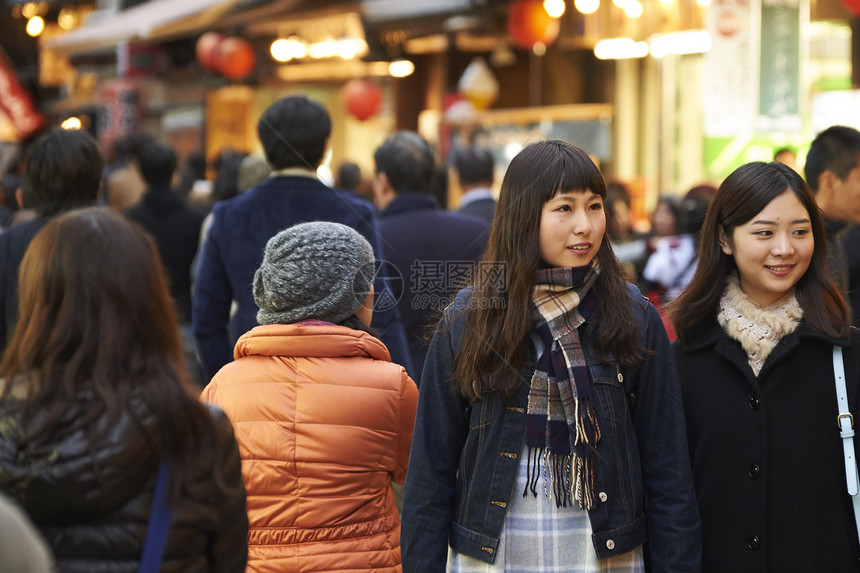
(0, 47, 45, 139)
(703, 0, 760, 136)
(97, 78, 140, 151)
(757, 0, 803, 132)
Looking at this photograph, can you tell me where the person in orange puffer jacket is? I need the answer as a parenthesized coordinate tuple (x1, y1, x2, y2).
(201, 221, 418, 572)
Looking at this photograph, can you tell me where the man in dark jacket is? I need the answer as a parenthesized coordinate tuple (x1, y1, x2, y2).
(0, 128, 102, 348)
(193, 95, 412, 381)
(805, 125, 860, 325)
(126, 141, 203, 325)
(372, 132, 489, 383)
(126, 141, 206, 385)
(453, 144, 496, 226)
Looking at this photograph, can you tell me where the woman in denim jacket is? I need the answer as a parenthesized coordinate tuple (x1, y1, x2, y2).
(401, 140, 701, 572)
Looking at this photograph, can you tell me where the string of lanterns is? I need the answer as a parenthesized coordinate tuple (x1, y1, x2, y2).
(507, 0, 563, 53)
(195, 32, 257, 81)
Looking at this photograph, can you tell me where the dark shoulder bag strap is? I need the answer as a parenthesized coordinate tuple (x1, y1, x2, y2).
(139, 460, 173, 573)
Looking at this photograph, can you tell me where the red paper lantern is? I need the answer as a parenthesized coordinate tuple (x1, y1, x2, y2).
(195, 32, 224, 72)
(343, 79, 383, 121)
(841, 0, 860, 15)
(506, 0, 561, 50)
(216, 37, 256, 81)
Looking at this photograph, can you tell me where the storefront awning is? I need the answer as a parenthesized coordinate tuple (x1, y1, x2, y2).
(43, 0, 240, 55)
(362, 0, 479, 22)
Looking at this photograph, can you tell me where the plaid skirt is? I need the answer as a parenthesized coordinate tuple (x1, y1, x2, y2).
(448, 446, 645, 573)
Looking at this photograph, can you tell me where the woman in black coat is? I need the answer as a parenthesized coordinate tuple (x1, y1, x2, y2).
(0, 207, 248, 572)
(669, 162, 860, 572)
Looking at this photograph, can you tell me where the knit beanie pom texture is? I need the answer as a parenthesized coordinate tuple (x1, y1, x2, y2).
(254, 221, 375, 325)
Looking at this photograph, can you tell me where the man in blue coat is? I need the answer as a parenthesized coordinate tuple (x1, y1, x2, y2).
(193, 95, 411, 381)
(453, 144, 496, 226)
(372, 132, 489, 383)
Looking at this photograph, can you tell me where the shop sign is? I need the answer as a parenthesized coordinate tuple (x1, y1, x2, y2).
(757, 0, 804, 132)
(703, 0, 760, 136)
(97, 78, 140, 151)
(0, 47, 45, 139)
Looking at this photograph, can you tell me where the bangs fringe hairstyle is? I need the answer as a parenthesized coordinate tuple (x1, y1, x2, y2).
(453, 140, 643, 401)
(0, 207, 231, 500)
(669, 161, 850, 341)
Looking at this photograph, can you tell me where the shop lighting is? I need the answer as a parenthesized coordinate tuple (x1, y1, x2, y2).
(388, 59, 415, 78)
(21, 2, 38, 19)
(594, 38, 649, 60)
(25, 15, 44, 37)
(575, 0, 600, 14)
(61, 117, 82, 130)
(624, 1, 643, 18)
(309, 39, 340, 59)
(658, 0, 675, 4)
(696, 0, 711, 5)
(57, 7, 80, 31)
(544, 0, 566, 18)
(337, 38, 366, 60)
(271, 37, 308, 62)
(271, 34, 367, 63)
(649, 30, 711, 58)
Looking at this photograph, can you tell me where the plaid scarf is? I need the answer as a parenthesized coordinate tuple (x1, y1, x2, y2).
(524, 262, 601, 509)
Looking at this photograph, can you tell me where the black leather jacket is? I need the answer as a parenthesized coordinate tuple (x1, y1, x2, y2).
(0, 390, 248, 573)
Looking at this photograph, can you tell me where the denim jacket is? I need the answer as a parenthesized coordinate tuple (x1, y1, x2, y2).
(401, 285, 701, 572)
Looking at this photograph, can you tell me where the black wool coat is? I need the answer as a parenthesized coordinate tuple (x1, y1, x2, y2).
(674, 319, 860, 573)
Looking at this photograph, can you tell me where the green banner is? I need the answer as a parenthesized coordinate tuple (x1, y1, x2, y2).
(758, 0, 801, 132)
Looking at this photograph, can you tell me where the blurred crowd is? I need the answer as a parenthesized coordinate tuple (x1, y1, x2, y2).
(1, 93, 860, 573)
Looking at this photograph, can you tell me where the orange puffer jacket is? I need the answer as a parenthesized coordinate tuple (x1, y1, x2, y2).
(201, 322, 418, 573)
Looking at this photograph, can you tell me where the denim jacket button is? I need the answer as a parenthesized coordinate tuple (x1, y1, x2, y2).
(598, 491, 608, 502)
(747, 536, 760, 550)
(605, 539, 615, 550)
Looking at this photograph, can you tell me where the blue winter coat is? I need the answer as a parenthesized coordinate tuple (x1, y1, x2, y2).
(192, 175, 412, 380)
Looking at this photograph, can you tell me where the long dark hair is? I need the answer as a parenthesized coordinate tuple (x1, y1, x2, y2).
(669, 161, 849, 340)
(0, 207, 228, 498)
(453, 140, 643, 401)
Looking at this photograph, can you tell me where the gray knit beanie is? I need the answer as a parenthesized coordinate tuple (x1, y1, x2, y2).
(254, 221, 376, 325)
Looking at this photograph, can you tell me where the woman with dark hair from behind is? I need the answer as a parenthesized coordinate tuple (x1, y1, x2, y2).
(669, 162, 858, 571)
(0, 207, 248, 572)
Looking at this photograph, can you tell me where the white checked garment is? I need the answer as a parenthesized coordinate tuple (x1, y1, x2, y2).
(447, 443, 645, 573)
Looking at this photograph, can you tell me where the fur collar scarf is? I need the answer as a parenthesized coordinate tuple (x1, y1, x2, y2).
(718, 273, 803, 376)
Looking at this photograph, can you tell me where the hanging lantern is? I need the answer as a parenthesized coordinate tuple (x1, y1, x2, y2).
(195, 32, 224, 72)
(216, 37, 256, 81)
(457, 57, 499, 110)
(506, 0, 561, 50)
(343, 79, 383, 121)
(840, 0, 860, 15)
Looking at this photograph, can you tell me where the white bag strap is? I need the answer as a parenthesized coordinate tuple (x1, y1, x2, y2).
(833, 345, 860, 541)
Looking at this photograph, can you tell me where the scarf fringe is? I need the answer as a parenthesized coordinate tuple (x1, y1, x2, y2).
(523, 446, 599, 509)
